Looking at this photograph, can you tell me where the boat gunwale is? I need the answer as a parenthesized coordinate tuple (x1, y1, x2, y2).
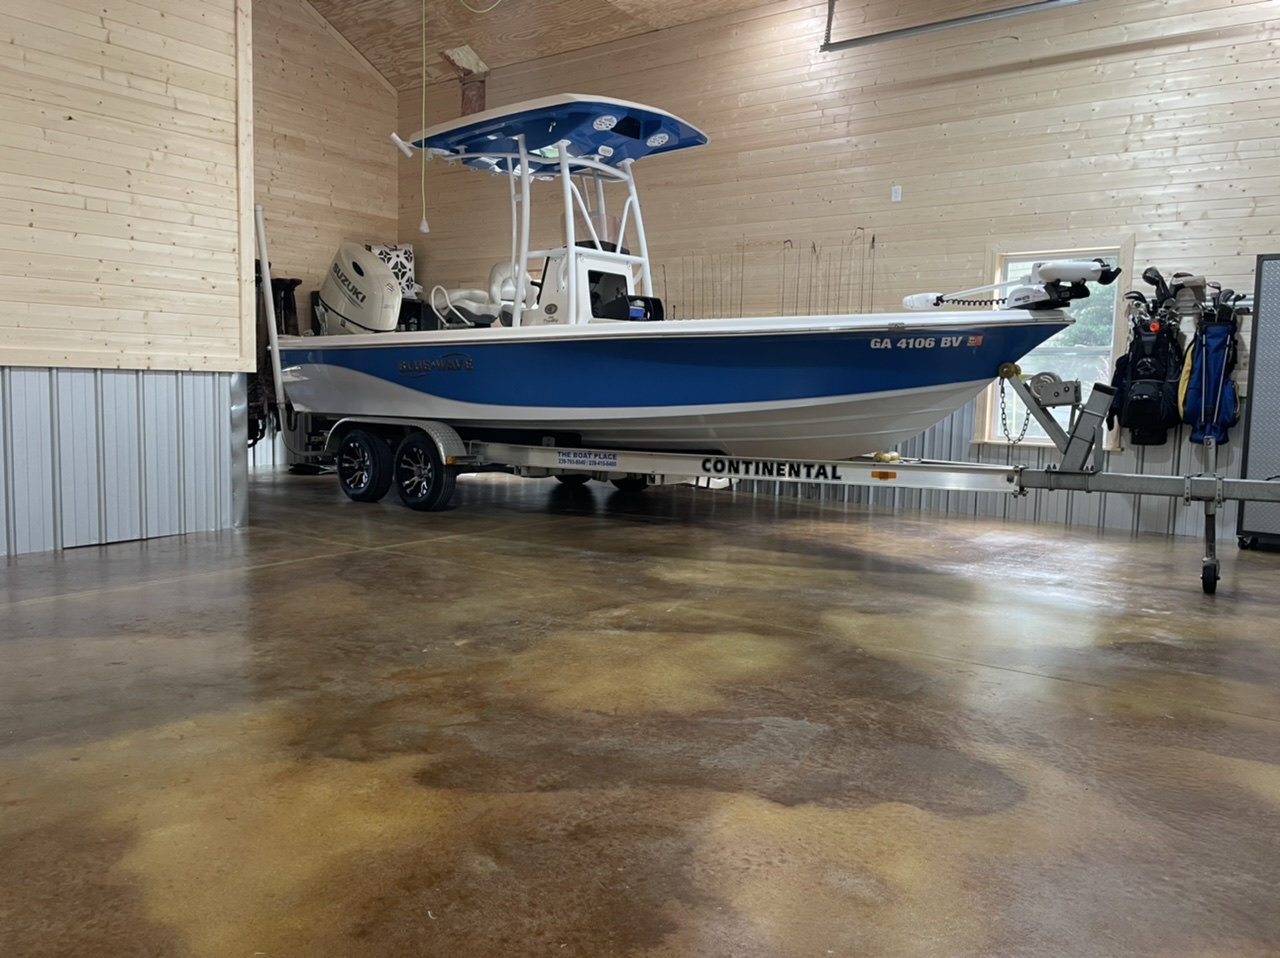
(278, 310, 1072, 351)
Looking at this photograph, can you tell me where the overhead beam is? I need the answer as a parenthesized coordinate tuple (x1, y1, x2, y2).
(441, 44, 490, 116)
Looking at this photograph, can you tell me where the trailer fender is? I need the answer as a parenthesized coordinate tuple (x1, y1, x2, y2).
(323, 417, 467, 465)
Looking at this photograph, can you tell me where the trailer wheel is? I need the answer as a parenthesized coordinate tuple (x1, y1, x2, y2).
(611, 477, 648, 493)
(336, 429, 392, 502)
(393, 432, 457, 511)
(555, 474, 591, 486)
(1201, 561, 1219, 595)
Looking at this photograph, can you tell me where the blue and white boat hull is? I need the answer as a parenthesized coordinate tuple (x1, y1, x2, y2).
(278, 311, 1069, 460)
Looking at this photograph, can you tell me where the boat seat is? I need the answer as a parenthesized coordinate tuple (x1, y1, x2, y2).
(429, 262, 519, 328)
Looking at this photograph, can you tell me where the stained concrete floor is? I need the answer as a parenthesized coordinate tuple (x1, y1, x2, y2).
(3, 472, 1280, 958)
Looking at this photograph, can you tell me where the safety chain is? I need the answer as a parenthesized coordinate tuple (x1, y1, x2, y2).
(999, 378, 1031, 444)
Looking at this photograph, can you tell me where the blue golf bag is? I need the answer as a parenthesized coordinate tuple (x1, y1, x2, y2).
(1179, 312, 1240, 445)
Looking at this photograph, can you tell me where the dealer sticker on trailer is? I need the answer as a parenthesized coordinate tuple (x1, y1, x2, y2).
(557, 450, 619, 468)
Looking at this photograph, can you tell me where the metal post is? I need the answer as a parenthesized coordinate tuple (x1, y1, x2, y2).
(620, 158, 653, 296)
(559, 149, 578, 322)
(512, 136, 532, 327)
(253, 205, 287, 416)
(1201, 437, 1220, 593)
(1058, 384, 1113, 472)
(594, 171, 607, 228)
(507, 155, 518, 311)
(251, 206, 324, 463)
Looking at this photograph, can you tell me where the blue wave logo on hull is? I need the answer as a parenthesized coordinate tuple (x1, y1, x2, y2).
(397, 352, 475, 379)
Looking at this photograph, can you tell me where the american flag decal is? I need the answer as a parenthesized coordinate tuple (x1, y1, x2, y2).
(967, 335, 984, 347)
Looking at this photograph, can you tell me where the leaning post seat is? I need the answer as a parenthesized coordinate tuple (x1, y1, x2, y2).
(428, 261, 519, 328)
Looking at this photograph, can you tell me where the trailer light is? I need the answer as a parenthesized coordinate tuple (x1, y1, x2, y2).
(871, 471, 897, 480)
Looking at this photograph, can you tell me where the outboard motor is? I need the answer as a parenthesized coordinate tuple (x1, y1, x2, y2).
(315, 242, 400, 335)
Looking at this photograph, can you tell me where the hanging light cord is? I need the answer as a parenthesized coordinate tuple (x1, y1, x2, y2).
(417, 0, 505, 231)
(419, 0, 428, 231)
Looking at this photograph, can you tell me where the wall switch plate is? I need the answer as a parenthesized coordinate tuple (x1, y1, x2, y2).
(891, 185, 903, 203)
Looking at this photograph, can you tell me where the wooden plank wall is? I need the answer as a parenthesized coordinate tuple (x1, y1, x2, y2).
(0, 0, 254, 371)
(401, 0, 1276, 320)
(253, 0, 399, 308)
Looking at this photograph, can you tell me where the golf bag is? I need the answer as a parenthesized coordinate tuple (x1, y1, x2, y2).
(1107, 316, 1184, 445)
(1179, 295, 1241, 445)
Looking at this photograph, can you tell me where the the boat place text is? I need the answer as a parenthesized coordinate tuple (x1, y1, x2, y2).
(556, 451, 619, 469)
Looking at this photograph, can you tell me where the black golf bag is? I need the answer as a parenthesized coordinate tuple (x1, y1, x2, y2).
(1107, 316, 1184, 445)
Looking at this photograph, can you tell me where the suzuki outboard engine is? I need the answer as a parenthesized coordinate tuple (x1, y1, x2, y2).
(315, 242, 400, 335)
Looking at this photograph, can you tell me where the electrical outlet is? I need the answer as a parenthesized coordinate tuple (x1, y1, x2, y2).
(891, 185, 903, 203)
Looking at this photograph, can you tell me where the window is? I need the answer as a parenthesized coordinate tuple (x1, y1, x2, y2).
(978, 245, 1127, 445)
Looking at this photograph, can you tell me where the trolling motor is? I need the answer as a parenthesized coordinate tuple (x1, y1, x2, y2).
(903, 259, 1122, 311)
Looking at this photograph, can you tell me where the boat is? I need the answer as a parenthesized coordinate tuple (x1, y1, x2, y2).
(275, 94, 1115, 461)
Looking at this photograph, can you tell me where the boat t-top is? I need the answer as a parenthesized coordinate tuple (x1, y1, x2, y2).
(274, 93, 1118, 464)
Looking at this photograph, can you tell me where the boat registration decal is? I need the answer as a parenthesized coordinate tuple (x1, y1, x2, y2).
(398, 352, 474, 378)
(870, 335, 978, 350)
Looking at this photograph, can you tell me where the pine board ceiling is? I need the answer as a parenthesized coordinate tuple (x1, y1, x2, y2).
(306, 0, 778, 91)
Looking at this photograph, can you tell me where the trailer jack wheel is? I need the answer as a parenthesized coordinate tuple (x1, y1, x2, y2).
(1201, 559, 1219, 595)
(336, 429, 393, 502)
(393, 432, 458, 511)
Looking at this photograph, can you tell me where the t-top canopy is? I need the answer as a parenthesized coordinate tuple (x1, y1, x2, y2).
(410, 94, 708, 175)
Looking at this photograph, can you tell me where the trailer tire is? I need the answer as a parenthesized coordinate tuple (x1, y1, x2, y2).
(555, 474, 591, 486)
(393, 432, 457, 511)
(611, 477, 648, 493)
(336, 429, 393, 502)
(1201, 561, 1219, 595)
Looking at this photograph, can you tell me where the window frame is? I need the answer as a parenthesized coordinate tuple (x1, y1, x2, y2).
(973, 235, 1135, 451)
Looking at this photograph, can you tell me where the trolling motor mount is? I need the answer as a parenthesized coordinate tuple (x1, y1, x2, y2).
(904, 258, 1122, 311)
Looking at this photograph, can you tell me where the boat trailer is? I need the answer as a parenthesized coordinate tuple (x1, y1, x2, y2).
(319, 367, 1279, 595)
